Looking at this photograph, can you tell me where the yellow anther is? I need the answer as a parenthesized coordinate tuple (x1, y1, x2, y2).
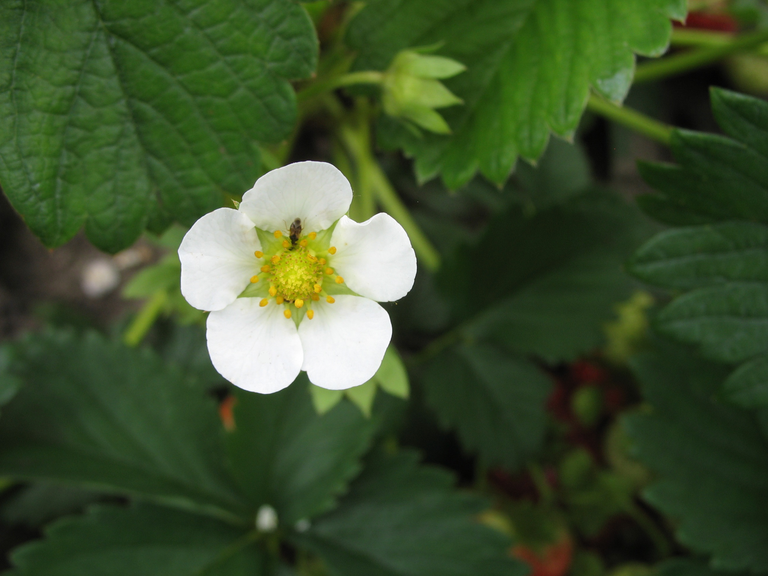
(326, 296, 335, 304)
(284, 309, 292, 319)
(308, 254, 317, 262)
(325, 267, 334, 275)
(282, 240, 290, 248)
(254, 250, 263, 258)
(311, 294, 320, 301)
(250, 275, 259, 283)
(307, 309, 314, 320)
(300, 239, 308, 247)
(319, 258, 326, 265)
(276, 296, 285, 305)
(313, 284, 322, 293)
(308, 232, 317, 240)
(261, 265, 271, 273)
(259, 298, 269, 307)
(328, 246, 337, 255)
(271, 254, 281, 264)
(295, 299, 304, 308)
(269, 286, 277, 297)
(274, 230, 283, 238)
(335, 276, 344, 284)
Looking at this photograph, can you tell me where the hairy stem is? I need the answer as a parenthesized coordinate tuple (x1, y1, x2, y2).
(586, 95, 673, 146)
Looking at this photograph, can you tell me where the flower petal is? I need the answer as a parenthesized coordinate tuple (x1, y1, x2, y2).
(299, 295, 392, 390)
(179, 208, 260, 312)
(207, 299, 302, 394)
(240, 161, 353, 233)
(330, 214, 417, 302)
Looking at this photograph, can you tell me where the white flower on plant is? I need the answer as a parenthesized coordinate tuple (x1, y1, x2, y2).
(178, 161, 417, 394)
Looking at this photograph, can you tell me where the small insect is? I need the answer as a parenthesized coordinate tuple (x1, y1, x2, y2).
(289, 218, 303, 246)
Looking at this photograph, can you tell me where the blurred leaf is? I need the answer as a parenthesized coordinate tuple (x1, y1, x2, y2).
(423, 344, 552, 470)
(1, 482, 101, 528)
(225, 380, 377, 525)
(655, 558, 751, 576)
(0, 344, 21, 411)
(149, 322, 223, 390)
(9, 503, 268, 576)
(292, 450, 526, 576)
(0, 330, 247, 522)
(347, 0, 684, 188)
(123, 255, 181, 299)
(0, 0, 316, 252)
(723, 354, 768, 408)
(309, 386, 344, 415)
(445, 189, 654, 363)
(624, 347, 768, 572)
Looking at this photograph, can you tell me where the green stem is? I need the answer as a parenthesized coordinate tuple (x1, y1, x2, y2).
(670, 28, 733, 48)
(336, 111, 442, 272)
(123, 291, 167, 347)
(586, 94, 673, 146)
(527, 463, 555, 506)
(635, 28, 768, 84)
(297, 70, 384, 104)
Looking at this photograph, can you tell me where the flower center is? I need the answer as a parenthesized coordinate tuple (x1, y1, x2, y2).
(271, 248, 323, 302)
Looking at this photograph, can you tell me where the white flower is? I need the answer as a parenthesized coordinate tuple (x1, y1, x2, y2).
(178, 161, 417, 394)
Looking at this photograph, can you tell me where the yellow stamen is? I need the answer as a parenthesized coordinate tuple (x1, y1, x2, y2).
(284, 309, 292, 319)
(326, 296, 335, 304)
(259, 298, 269, 307)
(254, 250, 263, 258)
(271, 254, 281, 264)
(313, 284, 322, 293)
(319, 258, 326, 265)
(261, 265, 271, 273)
(307, 309, 314, 320)
(311, 294, 320, 301)
(269, 286, 277, 297)
(276, 296, 285, 305)
(308, 232, 317, 240)
(295, 299, 304, 308)
(274, 230, 283, 238)
(328, 246, 337, 255)
(282, 240, 290, 248)
(300, 239, 308, 247)
(335, 276, 344, 284)
(308, 254, 317, 262)
(250, 275, 259, 283)
(325, 267, 334, 275)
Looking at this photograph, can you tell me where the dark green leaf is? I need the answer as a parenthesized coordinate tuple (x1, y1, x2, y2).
(347, 0, 685, 188)
(656, 558, 751, 576)
(423, 344, 552, 470)
(655, 282, 768, 364)
(226, 379, 377, 525)
(629, 222, 768, 290)
(723, 353, 768, 408)
(1, 482, 101, 527)
(292, 450, 525, 576)
(0, 330, 247, 522)
(444, 189, 653, 362)
(624, 347, 768, 572)
(0, 0, 316, 251)
(10, 503, 266, 576)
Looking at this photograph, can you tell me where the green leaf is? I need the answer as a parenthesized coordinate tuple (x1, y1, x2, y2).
(443, 189, 654, 363)
(225, 380, 377, 525)
(1, 482, 100, 528)
(347, 0, 685, 188)
(423, 344, 552, 470)
(628, 222, 768, 290)
(10, 503, 267, 576)
(344, 380, 377, 417)
(655, 559, 751, 576)
(0, 330, 247, 522)
(309, 385, 344, 415)
(0, 0, 317, 252)
(292, 450, 526, 576)
(624, 347, 768, 572)
(723, 353, 768, 408)
(373, 346, 409, 399)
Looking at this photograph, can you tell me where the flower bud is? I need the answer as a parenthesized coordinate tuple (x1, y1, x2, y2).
(382, 48, 465, 135)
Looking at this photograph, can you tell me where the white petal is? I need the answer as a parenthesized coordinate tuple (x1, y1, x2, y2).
(179, 208, 260, 312)
(330, 214, 417, 302)
(299, 295, 392, 390)
(240, 161, 353, 233)
(207, 299, 303, 394)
